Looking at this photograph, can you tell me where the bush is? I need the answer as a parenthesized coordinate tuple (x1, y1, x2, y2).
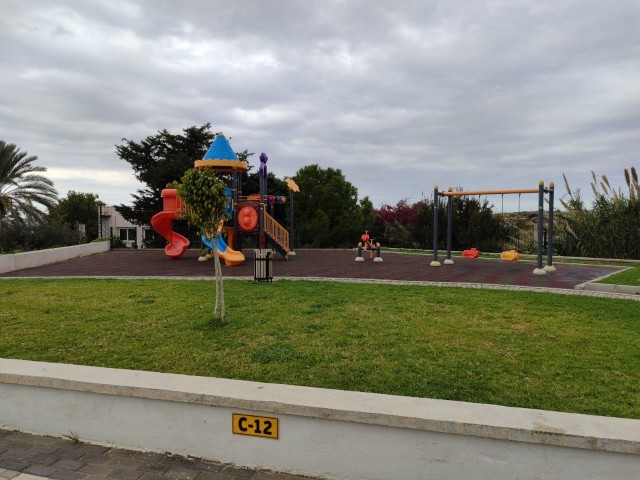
(0, 218, 80, 252)
(110, 237, 127, 249)
(556, 169, 640, 259)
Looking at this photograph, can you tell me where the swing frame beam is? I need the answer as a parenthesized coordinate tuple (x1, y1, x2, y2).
(430, 182, 556, 275)
(441, 188, 539, 196)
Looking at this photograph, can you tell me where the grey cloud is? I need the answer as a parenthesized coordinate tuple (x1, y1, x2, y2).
(1, 0, 638, 208)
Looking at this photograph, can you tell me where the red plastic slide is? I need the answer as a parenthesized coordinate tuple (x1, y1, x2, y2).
(150, 210, 189, 258)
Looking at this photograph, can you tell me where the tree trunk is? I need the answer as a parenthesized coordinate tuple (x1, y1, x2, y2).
(211, 241, 225, 323)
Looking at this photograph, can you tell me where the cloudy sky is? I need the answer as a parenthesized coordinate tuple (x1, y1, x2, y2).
(1, 0, 639, 212)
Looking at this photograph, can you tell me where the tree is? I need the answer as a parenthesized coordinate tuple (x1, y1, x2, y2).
(171, 168, 230, 323)
(49, 191, 103, 242)
(293, 164, 367, 248)
(375, 199, 419, 248)
(115, 124, 215, 227)
(0, 140, 58, 230)
(373, 195, 508, 251)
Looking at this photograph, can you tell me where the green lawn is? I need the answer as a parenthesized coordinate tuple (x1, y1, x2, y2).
(1, 278, 638, 419)
(596, 266, 640, 286)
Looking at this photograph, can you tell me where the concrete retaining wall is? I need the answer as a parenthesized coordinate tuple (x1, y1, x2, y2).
(0, 242, 109, 274)
(1, 359, 638, 480)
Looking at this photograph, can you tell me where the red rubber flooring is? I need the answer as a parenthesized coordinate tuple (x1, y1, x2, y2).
(1, 249, 621, 290)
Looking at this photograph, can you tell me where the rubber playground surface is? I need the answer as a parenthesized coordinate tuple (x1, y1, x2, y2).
(1, 249, 622, 290)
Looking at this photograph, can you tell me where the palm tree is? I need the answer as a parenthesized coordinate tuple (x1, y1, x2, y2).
(0, 140, 58, 226)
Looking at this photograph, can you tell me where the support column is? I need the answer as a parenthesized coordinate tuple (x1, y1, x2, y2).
(232, 171, 239, 251)
(533, 181, 546, 275)
(288, 190, 296, 255)
(545, 182, 556, 273)
(430, 186, 441, 267)
(444, 188, 454, 265)
(258, 153, 267, 249)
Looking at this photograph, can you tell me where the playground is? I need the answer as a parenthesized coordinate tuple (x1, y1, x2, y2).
(0, 248, 622, 290)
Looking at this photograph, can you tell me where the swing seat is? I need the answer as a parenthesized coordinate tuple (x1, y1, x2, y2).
(500, 250, 520, 261)
(462, 248, 480, 258)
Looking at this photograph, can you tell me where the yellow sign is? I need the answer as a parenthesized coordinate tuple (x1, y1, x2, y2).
(232, 413, 279, 439)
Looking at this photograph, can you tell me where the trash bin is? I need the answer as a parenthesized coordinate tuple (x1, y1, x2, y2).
(253, 249, 273, 282)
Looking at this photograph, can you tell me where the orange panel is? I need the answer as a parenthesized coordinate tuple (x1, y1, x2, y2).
(238, 205, 259, 231)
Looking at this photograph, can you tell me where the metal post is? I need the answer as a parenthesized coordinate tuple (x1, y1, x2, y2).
(545, 182, 556, 272)
(289, 190, 296, 255)
(533, 181, 546, 275)
(430, 186, 441, 267)
(238, 169, 244, 250)
(375, 245, 383, 262)
(258, 153, 267, 249)
(232, 170, 239, 251)
(98, 205, 103, 238)
(445, 188, 454, 265)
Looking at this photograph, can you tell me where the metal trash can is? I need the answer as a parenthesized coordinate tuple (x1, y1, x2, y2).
(253, 249, 273, 282)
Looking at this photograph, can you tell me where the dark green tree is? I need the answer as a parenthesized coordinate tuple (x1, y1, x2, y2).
(293, 164, 368, 247)
(49, 191, 103, 242)
(114, 124, 216, 226)
(0, 217, 80, 252)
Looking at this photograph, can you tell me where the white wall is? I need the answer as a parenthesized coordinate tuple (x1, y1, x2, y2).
(99, 206, 149, 247)
(0, 241, 109, 274)
(1, 359, 638, 480)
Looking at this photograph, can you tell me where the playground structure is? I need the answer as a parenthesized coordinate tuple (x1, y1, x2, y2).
(430, 181, 556, 275)
(355, 231, 383, 262)
(150, 133, 294, 266)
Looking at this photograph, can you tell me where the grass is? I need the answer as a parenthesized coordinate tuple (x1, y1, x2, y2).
(596, 266, 640, 286)
(1, 278, 638, 419)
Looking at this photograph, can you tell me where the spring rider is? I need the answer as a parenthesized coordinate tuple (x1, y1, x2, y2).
(355, 231, 383, 262)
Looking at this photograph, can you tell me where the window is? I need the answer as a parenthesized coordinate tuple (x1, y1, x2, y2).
(119, 228, 137, 241)
(143, 228, 154, 242)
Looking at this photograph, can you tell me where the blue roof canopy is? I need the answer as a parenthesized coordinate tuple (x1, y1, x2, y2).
(203, 133, 238, 161)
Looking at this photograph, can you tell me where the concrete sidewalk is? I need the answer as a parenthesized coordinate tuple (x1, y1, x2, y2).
(0, 430, 319, 480)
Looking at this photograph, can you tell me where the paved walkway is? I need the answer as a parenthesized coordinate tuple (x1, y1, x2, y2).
(0, 430, 316, 480)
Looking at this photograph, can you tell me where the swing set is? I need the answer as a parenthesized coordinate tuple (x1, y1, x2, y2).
(430, 181, 556, 275)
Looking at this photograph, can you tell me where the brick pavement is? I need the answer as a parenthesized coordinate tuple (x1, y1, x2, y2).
(0, 430, 318, 480)
(0, 248, 625, 291)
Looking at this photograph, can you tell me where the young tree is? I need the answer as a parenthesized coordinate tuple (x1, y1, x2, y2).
(171, 168, 230, 322)
(0, 140, 58, 229)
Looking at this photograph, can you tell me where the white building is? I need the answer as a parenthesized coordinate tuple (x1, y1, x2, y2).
(98, 206, 152, 248)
